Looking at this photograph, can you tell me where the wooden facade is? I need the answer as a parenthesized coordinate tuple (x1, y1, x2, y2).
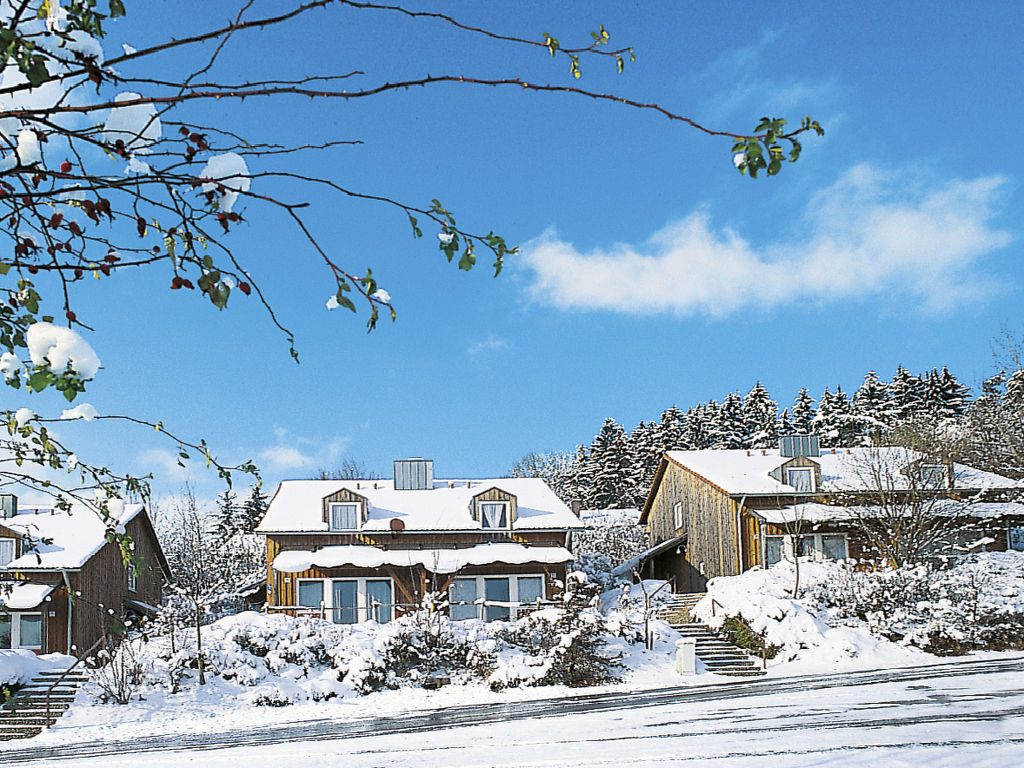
(641, 452, 1022, 593)
(265, 528, 568, 617)
(1, 509, 168, 654)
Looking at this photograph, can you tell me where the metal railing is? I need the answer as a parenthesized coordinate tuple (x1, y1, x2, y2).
(709, 598, 767, 670)
(45, 633, 110, 728)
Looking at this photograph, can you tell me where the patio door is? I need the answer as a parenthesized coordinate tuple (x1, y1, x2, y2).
(332, 580, 358, 624)
(365, 580, 392, 623)
(484, 577, 510, 621)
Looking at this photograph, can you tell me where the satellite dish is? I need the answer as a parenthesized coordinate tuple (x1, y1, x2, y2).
(389, 518, 405, 532)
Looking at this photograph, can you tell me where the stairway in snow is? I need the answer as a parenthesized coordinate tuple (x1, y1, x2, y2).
(656, 593, 767, 678)
(0, 669, 87, 740)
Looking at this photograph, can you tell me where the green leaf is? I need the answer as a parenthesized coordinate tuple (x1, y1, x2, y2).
(109, 0, 126, 17)
(28, 371, 50, 392)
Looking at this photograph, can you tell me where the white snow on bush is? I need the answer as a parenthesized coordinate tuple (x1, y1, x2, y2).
(199, 152, 250, 212)
(60, 403, 99, 421)
(13, 407, 35, 426)
(103, 92, 161, 152)
(26, 322, 101, 380)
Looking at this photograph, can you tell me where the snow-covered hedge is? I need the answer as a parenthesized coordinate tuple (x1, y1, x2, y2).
(693, 552, 1024, 665)
(103, 580, 645, 705)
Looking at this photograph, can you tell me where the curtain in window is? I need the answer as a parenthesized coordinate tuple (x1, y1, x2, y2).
(449, 578, 478, 621)
(517, 576, 544, 607)
(822, 535, 848, 560)
(788, 469, 812, 492)
(331, 504, 358, 530)
(764, 537, 784, 565)
(481, 503, 507, 528)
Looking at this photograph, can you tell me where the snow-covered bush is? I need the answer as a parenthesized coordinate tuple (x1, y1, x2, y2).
(573, 508, 647, 589)
(693, 552, 1024, 664)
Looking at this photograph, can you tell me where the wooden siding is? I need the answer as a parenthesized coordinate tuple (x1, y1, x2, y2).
(646, 460, 741, 584)
(471, 487, 518, 524)
(321, 488, 369, 526)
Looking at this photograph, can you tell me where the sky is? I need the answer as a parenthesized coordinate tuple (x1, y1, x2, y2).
(7, 0, 1024, 504)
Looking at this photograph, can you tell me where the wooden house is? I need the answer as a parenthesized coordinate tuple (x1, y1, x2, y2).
(0, 496, 169, 654)
(637, 438, 1024, 592)
(256, 459, 582, 623)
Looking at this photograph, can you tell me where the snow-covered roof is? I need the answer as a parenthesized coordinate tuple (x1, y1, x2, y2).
(754, 500, 1024, 526)
(272, 543, 573, 574)
(0, 582, 55, 610)
(256, 478, 582, 533)
(0, 501, 144, 570)
(662, 447, 1021, 496)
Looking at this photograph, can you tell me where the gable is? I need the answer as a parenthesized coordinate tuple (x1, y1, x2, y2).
(470, 487, 518, 524)
(769, 456, 821, 488)
(321, 488, 369, 526)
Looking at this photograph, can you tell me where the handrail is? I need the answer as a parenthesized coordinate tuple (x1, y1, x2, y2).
(709, 598, 767, 670)
(45, 633, 109, 728)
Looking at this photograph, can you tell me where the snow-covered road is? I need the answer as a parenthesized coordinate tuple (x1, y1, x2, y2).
(8, 655, 1024, 767)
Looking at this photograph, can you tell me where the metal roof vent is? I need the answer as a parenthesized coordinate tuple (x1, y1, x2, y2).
(393, 458, 434, 491)
(0, 493, 17, 519)
(779, 435, 820, 458)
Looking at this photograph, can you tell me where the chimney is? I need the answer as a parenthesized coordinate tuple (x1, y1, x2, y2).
(393, 458, 434, 491)
(571, 500, 582, 517)
(0, 493, 16, 519)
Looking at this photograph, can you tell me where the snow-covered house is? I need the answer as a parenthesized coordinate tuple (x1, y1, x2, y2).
(638, 437, 1024, 592)
(256, 459, 582, 623)
(0, 496, 169, 654)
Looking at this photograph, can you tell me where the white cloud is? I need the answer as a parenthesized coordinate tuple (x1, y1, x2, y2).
(467, 335, 511, 356)
(520, 165, 1011, 318)
(258, 445, 313, 471)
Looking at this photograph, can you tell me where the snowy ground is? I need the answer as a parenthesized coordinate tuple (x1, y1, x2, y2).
(7, 655, 1024, 767)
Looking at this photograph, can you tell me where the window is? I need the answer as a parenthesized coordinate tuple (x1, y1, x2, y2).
(797, 533, 848, 561)
(673, 501, 683, 530)
(787, 468, 813, 492)
(127, 568, 137, 592)
(298, 580, 324, 609)
(0, 538, 15, 566)
(329, 502, 360, 531)
(296, 578, 393, 624)
(480, 502, 508, 528)
(764, 535, 785, 566)
(448, 574, 545, 622)
(0, 613, 42, 649)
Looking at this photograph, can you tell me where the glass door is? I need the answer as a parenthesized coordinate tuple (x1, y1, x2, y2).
(365, 580, 392, 623)
(484, 577, 510, 621)
(332, 580, 358, 624)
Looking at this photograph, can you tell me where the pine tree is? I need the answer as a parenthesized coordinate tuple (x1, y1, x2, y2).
(584, 419, 636, 509)
(708, 393, 746, 449)
(1006, 369, 1024, 407)
(214, 489, 241, 538)
(888, 366, 925, 424)
(777, 408, 794, 437)
(742, 382, 779, 449)
(813, 387, 839, 447)
(626, 420, 661, 502)
(853, 370, 890, 444)
(240, 485, 270, 533)
(938, 366, 971, 416)
(791, 388, 816, 435)
(831, 385, 860, 446)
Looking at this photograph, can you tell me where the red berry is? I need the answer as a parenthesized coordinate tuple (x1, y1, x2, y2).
(60, 160, 72, 174)
(27, 265, 38, 274)
(65, 310, 76, 322)
(74, 268, 83, 278)
(238, 281, 251, 296)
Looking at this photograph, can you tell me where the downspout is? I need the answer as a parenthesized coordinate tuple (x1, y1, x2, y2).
(735, 496, 747, 573)
(61, 569, 73, 655)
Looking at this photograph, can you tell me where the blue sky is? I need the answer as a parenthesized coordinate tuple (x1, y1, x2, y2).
(12, 1, 1024, 502)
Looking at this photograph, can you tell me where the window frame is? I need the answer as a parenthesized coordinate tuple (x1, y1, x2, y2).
(479, 501, 510, 529)
(796, 532, 848, 561)
(0, 537, 16, 567)
(127, 568, 137, 593)
(447, 573, 546, 622)
(0, 612, 43, 650)
(673, 501, 683, 530)
(786, 467, 814, 493)
(918, 464, 945, 489)
(328, 502, 361, 531)
(295, 577, 395, 624)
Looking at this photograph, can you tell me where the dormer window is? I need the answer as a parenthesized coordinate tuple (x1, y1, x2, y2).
(787, 468, 813, 492)
(480, 502, 509, 528)
(329, 502, 360, 531)
(0, 537, 15, 567)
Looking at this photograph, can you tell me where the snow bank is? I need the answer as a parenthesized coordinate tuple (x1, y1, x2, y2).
(693, 553, 1024, 670)
(0, 650, 76, 688)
